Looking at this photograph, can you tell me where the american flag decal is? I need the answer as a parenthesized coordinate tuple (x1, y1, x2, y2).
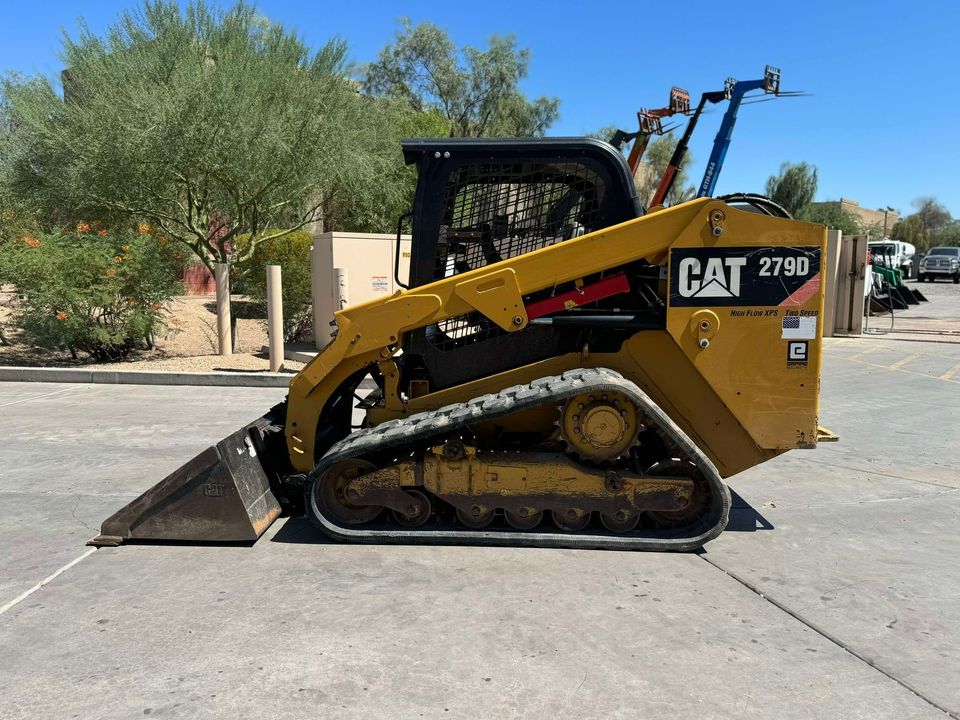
(781, 314, 817, 340)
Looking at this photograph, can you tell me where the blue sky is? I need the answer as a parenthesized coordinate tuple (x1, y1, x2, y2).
(2, 0, 958, 216)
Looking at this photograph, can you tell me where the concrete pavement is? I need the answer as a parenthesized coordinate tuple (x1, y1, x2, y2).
(0, 336, 958, 718)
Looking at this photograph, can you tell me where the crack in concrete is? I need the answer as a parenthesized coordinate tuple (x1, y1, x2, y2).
(69, 495, 94, 533)
(758, 488, 960, 512)
(802, 457, 960, 491)
(700, 554, 957, 719)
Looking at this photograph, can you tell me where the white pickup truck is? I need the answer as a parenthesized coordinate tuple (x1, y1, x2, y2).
(868, 239, 916, 279)
(919, 246, 960, 283)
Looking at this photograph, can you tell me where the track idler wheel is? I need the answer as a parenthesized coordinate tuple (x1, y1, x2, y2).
(392, 489, 432, 528)
(552, 507, 591, 531)
(504, 507, 543, 530)
(457, 505, 495, 529)
(600, 510, 640, 533)
(315, 459, 382, 525)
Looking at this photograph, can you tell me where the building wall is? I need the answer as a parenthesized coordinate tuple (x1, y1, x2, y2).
(811, 198, 899, 235)
(180, 265, 216, 295)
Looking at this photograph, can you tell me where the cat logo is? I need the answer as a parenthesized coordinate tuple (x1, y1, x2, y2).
(677, 256, 747, 298)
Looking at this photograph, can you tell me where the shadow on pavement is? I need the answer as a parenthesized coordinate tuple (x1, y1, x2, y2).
(271, 516, 335, 544)
(725, 489, 774, 532)
(271, 490, 774, 544)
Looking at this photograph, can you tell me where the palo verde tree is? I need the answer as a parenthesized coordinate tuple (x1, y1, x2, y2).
(2, 1, 399, 276)
(765, 162, 818, 217)
(0, 92, 38, 242)
(363, 19, 560, 137)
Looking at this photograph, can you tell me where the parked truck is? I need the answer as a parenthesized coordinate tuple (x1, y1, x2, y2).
(869, 239, 916, 279)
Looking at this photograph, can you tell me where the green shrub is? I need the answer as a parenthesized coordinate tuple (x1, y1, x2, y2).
(0, 230, 183, 361)
(236, 230, 313, 343)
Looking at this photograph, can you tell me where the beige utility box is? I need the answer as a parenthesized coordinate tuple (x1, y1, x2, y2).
(311, 232, 412, 346)
(822, 230, 868, 337)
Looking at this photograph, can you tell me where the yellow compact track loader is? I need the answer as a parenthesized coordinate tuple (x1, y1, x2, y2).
(92, 138, 833, 552)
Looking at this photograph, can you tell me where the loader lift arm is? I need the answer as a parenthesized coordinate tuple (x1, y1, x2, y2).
(284, 199, 715, 469)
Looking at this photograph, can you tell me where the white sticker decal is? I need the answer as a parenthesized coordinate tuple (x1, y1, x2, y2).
(782, 315, 817, 340)
(787, 341, 809, 367)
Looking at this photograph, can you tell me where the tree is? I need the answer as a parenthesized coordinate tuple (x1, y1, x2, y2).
(0, 90, 38, 241)
(891, 214, 927, 249)
(765, 162, 818, 217)
(890, 197, 954, 251)
(933, 222, 960, 247)
(320, 99, 449, 233)
(363, 19, 559, 138)
(2, 1, 399, 276)
(913, 197, 951, 236)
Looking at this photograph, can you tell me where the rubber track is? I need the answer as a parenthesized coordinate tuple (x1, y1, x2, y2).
(304, 368, 730, 551)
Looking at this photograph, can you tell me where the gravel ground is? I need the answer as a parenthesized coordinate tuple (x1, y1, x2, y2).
(0, 290, 307, 372)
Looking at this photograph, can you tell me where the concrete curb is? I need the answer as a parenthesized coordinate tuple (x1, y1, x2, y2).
(259, 344, 318, 363)
(0, 366, 293, 388)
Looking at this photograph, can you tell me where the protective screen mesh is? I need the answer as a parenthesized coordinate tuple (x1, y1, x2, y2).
(428, 161, 607, 351)
(434, 162, 606, 280)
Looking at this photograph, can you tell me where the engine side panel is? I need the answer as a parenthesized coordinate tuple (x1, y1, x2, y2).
(665, 210, 826, 450)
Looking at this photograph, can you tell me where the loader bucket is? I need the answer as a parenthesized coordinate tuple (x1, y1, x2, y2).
(910, 287, 929, 302)
(89, 419, 283, 547)
(869, 294, 893, 314)
(887, 290, 909, 310)
(893, 286, 918, 306)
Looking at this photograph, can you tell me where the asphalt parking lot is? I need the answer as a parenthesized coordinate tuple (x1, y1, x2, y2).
(1, 290, 959, 719)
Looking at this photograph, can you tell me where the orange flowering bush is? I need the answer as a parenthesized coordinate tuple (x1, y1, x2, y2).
(0, 232, 183, 361)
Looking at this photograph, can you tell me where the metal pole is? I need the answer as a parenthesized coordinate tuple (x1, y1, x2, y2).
(266, 264, 283, 372)
(214, 262, 232, 356)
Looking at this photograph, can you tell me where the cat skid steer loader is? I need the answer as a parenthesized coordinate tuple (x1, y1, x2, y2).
(91, 137, 834, 552)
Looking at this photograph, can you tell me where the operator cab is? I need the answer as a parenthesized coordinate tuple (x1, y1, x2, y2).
(400, 138, 642, 290)
(397, 138, 646, 390)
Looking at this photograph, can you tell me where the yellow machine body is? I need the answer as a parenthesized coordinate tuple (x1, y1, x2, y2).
(285, 198, 827, 479)
(91, 137, 833, 551)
